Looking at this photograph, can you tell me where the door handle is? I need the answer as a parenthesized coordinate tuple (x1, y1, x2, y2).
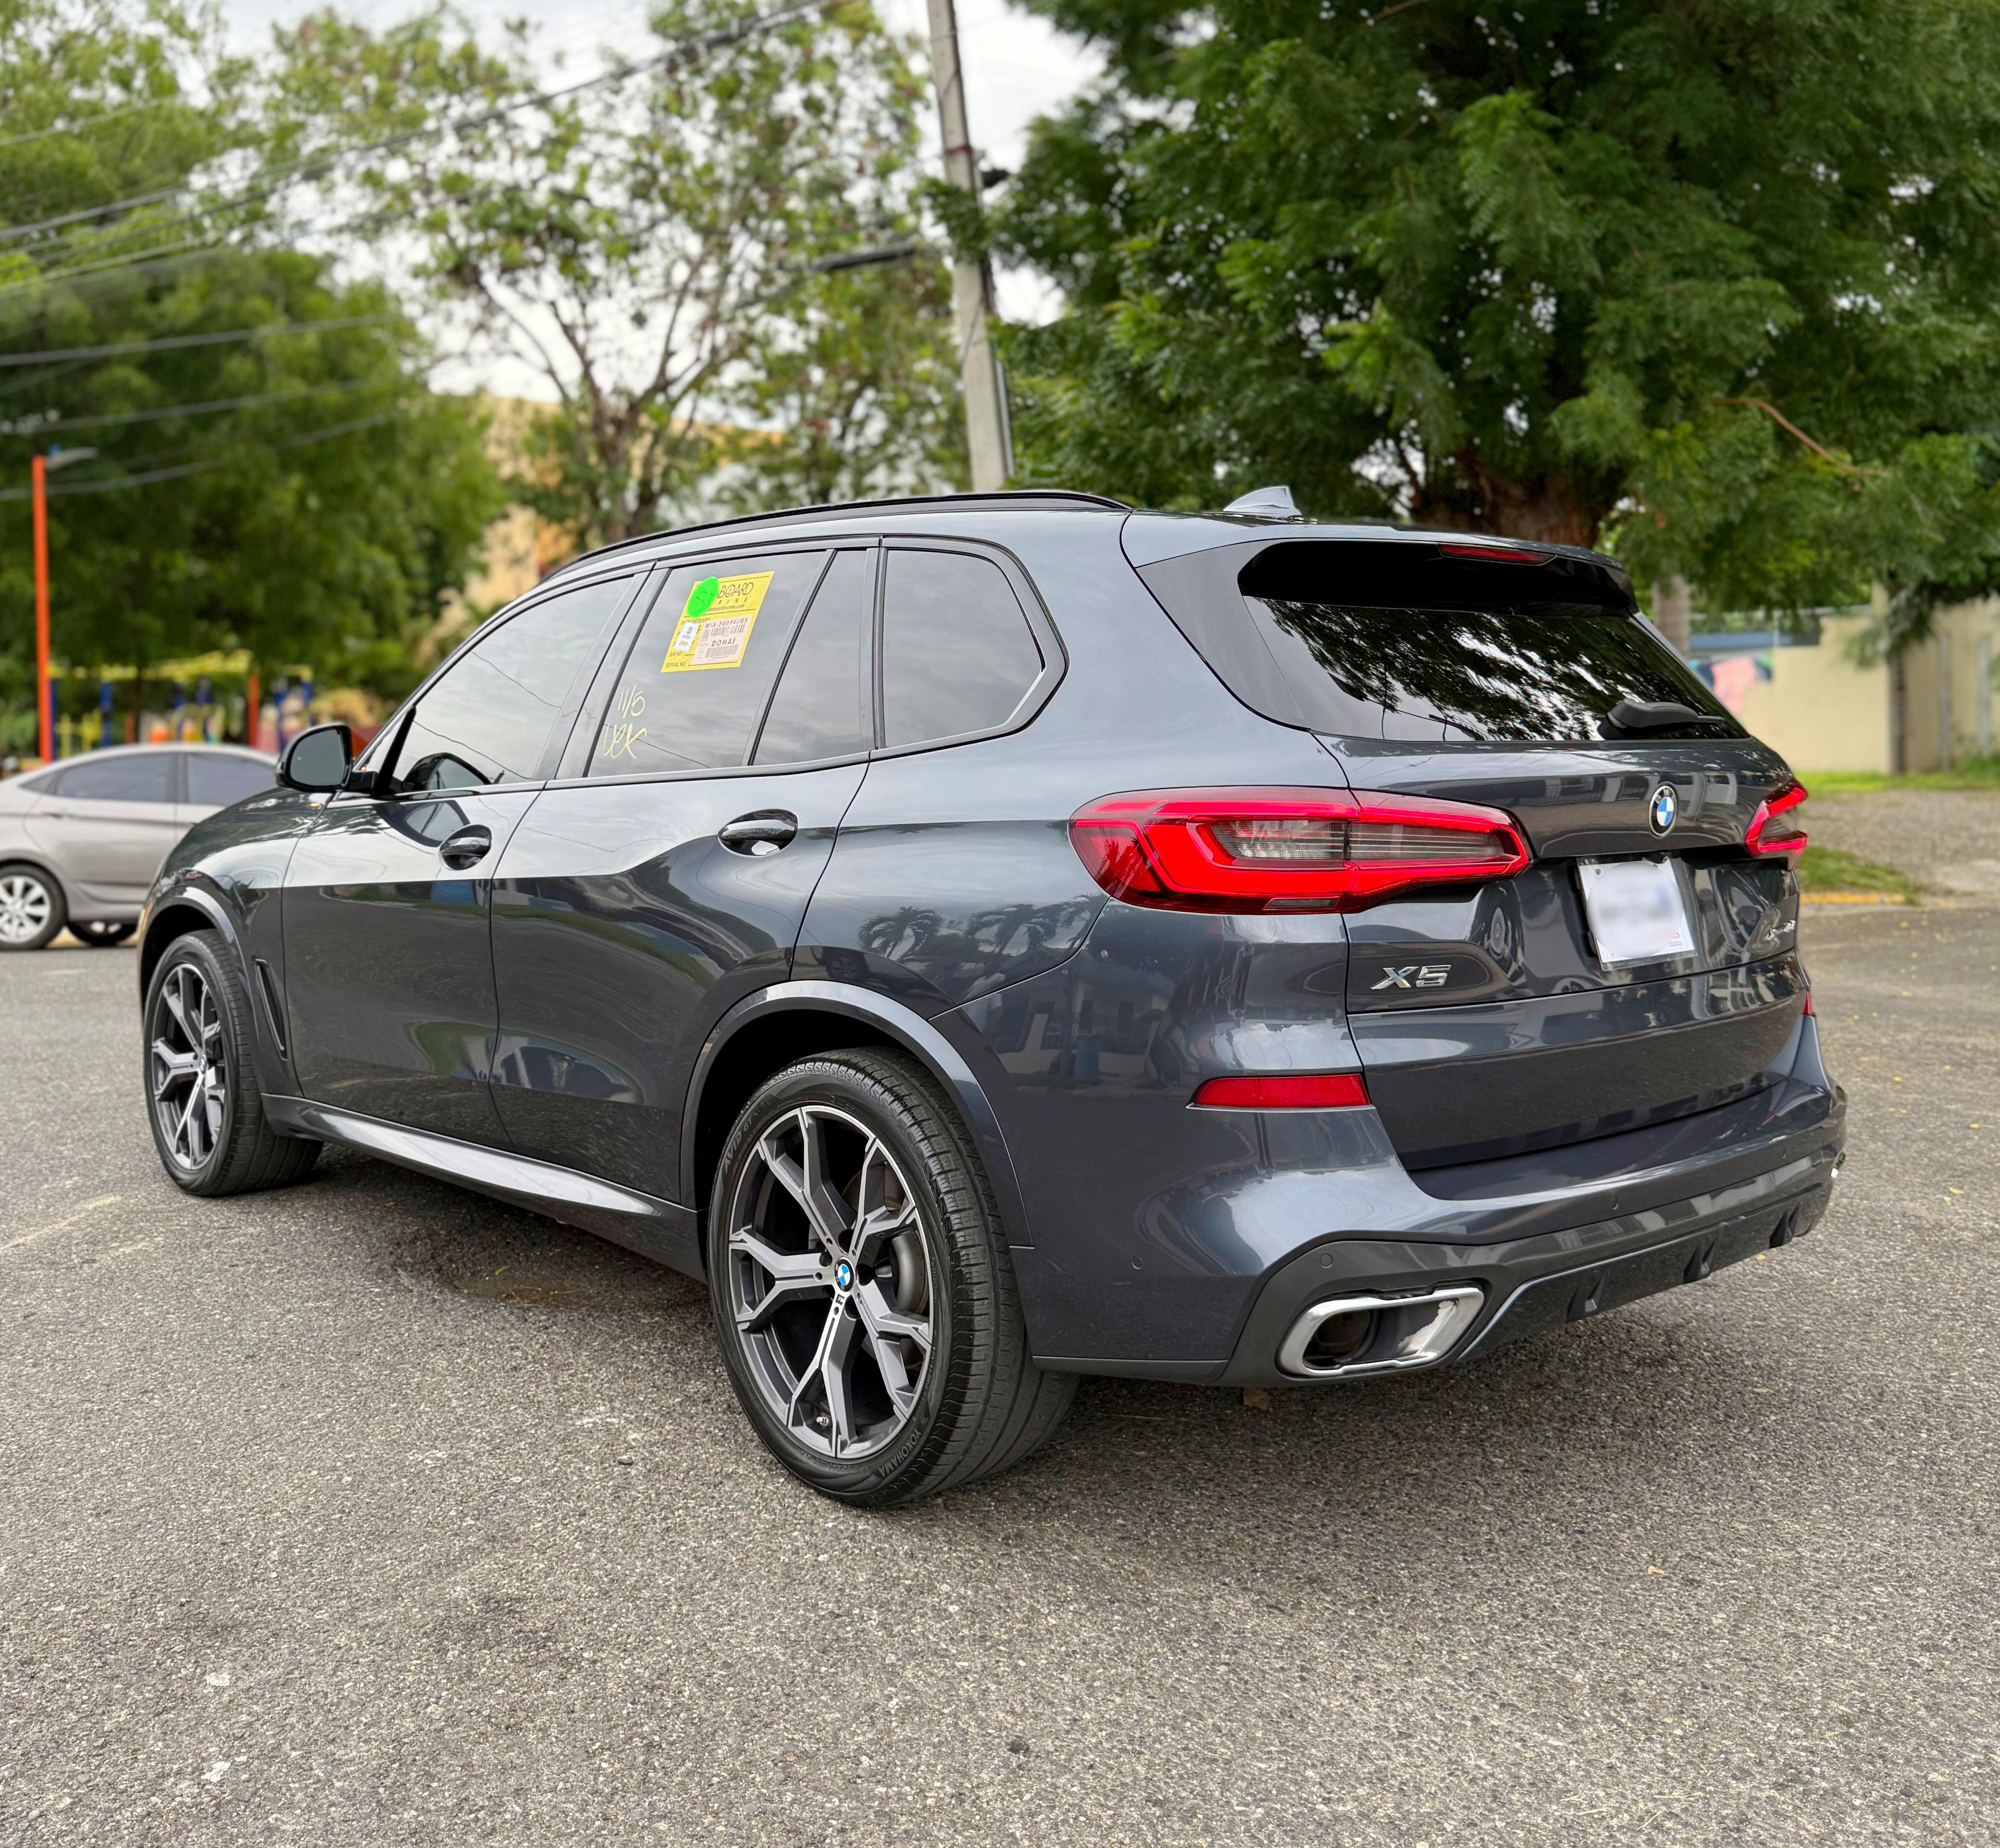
(718, 811, 798, 856)
(438, 824, 493, 869)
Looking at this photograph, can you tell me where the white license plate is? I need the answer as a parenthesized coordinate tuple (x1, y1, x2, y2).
(1578, 858, 1695, 968)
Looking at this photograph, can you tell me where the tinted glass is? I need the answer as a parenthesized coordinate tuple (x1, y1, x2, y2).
(752, 548, 874, 765)
(186, 752, 274, 807)
(51, 753, 175, 803)
(590, 551, 825, 775)
(393, 576, 630, 792)
(1141, 541, 1738, 744)
(880, 549, 1043, 748)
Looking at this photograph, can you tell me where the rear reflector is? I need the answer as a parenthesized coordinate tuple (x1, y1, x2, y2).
(1745, 779, 1809, 858)
(1192, 1072, 1370, 1110)
(1071, 787, 1531, 913)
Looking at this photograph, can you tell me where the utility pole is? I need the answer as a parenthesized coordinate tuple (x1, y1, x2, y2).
(31, 454, 50, 764)
(926, 0, 1010, 492)
(30, 446, 98, 764)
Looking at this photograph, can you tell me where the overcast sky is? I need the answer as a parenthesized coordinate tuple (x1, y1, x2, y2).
(220, 0, 1102, 392)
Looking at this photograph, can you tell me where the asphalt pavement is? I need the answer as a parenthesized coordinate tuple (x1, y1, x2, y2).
(1, 894, 1995, 1846)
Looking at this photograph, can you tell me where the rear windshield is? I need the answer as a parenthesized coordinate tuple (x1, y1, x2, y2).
(1137, 539, 1740, 743)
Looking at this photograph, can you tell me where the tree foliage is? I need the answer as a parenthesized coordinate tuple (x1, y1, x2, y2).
(0, 0, 502, 737)
(272, 0, 960, 550)
(994, 0, 2000, 624)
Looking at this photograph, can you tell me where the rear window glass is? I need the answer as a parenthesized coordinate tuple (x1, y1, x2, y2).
(186, 753, 274, 807)
(1139, 540, 1739, 743)
(880, 549, 1044, 748)
(591, 551, 826, 775)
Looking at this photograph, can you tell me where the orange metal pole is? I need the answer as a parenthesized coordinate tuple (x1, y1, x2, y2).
(32, 453, 51, 764)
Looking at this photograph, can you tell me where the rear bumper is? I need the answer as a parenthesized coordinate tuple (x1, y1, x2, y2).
(1209, 1160, 1834, 1387)
(1020, 1015, 1845, 1382)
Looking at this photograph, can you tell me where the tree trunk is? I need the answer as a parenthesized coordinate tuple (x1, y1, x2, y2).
(1651, 575, 1693, 659)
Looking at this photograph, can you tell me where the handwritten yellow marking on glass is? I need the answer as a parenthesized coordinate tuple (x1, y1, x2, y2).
(661, 571, 774, 673)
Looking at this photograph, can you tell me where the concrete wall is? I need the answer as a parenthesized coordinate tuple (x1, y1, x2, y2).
(1696, 602, 2000, 773)
(1709, 615, 1894, 774)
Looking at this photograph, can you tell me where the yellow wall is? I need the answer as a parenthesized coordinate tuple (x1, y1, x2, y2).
(1723, 615, 1894, 774)
(1703, 602, 2000, 773)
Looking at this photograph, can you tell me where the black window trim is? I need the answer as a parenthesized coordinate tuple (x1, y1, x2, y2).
(347, 562, 650, 803)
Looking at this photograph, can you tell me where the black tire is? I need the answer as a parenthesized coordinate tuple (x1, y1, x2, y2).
(142, 929, 319, 1197)
(0, 862, 65, 951)
(707, 1049, 1074, 1506)
(74, 919, 135, 947)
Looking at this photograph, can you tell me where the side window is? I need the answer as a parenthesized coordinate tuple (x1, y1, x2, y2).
(50, 753, 176, 803)
(186, 753, 275, 807)
(590, 550, 826, 775)
(751, 548, 874, 765)
(880, 548, 1044, 748)
(391, 575, 631, 793)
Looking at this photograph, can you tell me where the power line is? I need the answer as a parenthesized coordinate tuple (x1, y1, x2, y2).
(0, 0, 835, 249)
(0, 315, 398, 370)
(0, 376, 381, 437)
(0, 408, 408, 500)
(0, 93, 203, 155)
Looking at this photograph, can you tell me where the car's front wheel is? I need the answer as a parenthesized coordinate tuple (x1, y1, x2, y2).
(0, 863, 64, 951)
(708, 1049, 1074, 1506)
(143, 930, 319, 1196)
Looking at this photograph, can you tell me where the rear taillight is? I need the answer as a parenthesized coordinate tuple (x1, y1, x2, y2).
(1192, 1072, 1370, 1109)
(1745, 780, 1809, 858)
(1069, 787, 1531, 912)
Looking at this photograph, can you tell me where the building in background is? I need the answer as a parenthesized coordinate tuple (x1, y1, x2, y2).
(1692, 599, 2000, 774)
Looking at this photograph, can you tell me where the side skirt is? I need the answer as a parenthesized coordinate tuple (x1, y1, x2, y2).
(262, 1095, 702, 1278)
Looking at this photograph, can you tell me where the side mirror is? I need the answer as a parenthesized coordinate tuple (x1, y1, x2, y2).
(277, 722, 354, 794)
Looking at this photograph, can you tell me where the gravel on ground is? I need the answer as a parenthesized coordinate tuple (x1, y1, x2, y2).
(1805, 786, 2000, 894)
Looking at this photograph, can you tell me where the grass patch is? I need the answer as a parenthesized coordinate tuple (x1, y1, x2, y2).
(1796, 845, 1923, 903)
(1810, 754, 2000, 793)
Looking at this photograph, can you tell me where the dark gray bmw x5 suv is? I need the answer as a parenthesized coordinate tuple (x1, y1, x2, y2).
(138, 491, 1845, 1504)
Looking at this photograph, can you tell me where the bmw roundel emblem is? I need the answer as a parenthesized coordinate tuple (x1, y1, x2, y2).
(834, 1260, 854, 1291)
(1649, 784, 1679, 836)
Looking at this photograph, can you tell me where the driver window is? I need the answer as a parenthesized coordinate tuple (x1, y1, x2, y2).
(387, 575, 632, 793)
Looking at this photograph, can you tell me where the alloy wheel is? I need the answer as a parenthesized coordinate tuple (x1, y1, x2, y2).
(725, 1104, 935, 1462)
(150, 962, 228, 1171)
(0, 872, 51, 945)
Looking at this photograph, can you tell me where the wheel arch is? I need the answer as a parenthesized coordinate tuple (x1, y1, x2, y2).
(682, 982, 1032, 1256)
(138, 888, 236, 999)
(137, 886, 295, 1103)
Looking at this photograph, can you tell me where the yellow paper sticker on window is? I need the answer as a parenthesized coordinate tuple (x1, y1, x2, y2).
(660, 571, 774, 673)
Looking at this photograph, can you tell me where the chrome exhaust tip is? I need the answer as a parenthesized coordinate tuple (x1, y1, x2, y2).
(1277, 1284, 1485, 1380)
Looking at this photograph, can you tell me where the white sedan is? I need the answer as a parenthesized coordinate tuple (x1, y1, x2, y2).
(0, 744, 275, 950)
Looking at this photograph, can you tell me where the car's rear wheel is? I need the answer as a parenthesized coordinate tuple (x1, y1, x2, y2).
(708, 1049, 1074, 1506)
(74, 919, 134, 947)
(144, 930, 319, 1196)
(0, 864, 64, 951)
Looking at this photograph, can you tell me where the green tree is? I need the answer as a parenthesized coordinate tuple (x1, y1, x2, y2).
(272, 0, 956, 550)
(993, 0, 2000, 627)
(0, 0, 503, 743)
(718, 251, 965, 510)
